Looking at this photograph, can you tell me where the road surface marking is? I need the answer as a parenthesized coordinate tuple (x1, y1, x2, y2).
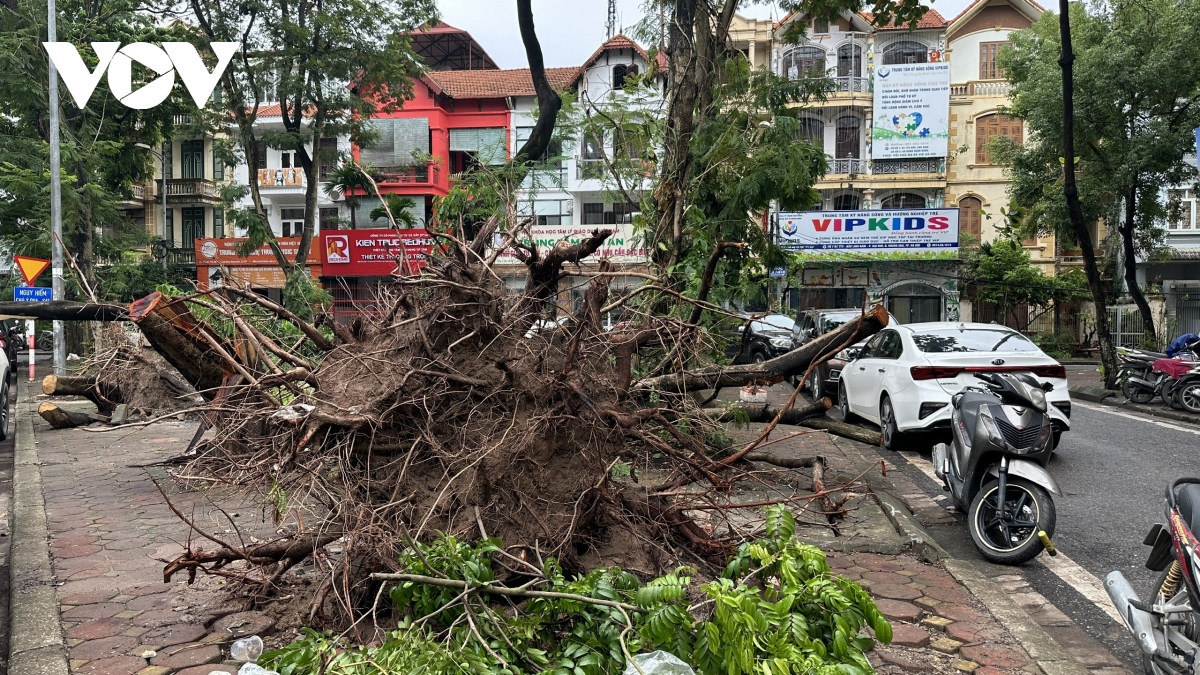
(1073, 401, 1200, 436)
(1036, 549, 1123, 624)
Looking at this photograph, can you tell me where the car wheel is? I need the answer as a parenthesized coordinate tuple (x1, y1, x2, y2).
(751, 351, 767, 364)
(809, 371, 823, 401)
(839, 381, 856, 423)
(880, 395, 906, 451)
(0, 381, 10, 441)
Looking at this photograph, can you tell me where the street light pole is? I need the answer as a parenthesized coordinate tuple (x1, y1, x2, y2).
(134, 143, 169, 270)
(47, 0, 65, 375)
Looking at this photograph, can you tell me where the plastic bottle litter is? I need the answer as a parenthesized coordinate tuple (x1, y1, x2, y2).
(230, 636, 264, 663)
(622, 651, 696, 675)
(236, 663, 278, 675)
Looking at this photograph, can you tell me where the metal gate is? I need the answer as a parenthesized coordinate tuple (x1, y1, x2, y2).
(1107, 305, 1146, 348)
(1175, 294, 1200, 336)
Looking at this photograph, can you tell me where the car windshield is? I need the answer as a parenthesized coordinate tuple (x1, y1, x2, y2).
(820, 312, 862, 333)
(752, 314, 795, 334)
(911, 328, 1040, 353)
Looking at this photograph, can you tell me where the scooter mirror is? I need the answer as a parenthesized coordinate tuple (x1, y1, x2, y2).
(1041, 382, 1054, 392)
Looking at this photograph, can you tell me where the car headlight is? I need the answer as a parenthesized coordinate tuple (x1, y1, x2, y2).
(769, 337, 792, 349)
(835, 348, 853, 361)
(978, 409, 1006, 448)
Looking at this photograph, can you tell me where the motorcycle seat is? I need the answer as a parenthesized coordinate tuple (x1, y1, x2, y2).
(1177, 483, 1200, 536)
(1128, 351, 1170, 361)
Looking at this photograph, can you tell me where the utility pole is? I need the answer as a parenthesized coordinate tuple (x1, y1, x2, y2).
(47, 0, 66, 375)
(607, 0, 617, 39)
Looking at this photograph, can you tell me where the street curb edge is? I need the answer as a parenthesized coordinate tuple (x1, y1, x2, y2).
(943, 558, 1089, 675)
(7, 378, 68, 675)
(827, 435, 950, 564)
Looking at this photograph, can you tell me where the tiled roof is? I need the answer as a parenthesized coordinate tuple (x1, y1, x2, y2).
(949, 0, 1045, 27)
(252, 104, 315, 118)
(426, 67, 580, 99)
(1168, 247, 1200, 260)
(861, 8, 948, 29)
(579, 33, 651, 73)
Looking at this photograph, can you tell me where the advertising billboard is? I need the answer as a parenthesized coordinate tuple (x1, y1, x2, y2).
(872, 62, 951, 159)
(777, 208, 959, 260)
(320, 229, 436, 276)
(495, 223, 647, 265)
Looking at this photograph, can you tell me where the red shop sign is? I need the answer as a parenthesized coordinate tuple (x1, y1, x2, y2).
(319, 229, 434, 276)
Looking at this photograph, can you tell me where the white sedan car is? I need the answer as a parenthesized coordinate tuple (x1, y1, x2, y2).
(837, 322, 1070, 451)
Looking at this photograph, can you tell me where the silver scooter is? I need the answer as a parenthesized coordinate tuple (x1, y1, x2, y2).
(931, 371, 1061, 565)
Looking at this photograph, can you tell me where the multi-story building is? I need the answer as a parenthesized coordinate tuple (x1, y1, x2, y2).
(1140, 158, 1200, 336)
(944, 0, 1052, 271)
(146, 114, 235, 274)
(772, 8, 963, 322)
(228, 104, 349, 238)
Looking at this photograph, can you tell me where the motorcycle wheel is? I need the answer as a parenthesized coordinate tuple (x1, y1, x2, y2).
(1163, 379, 1182, 409)
(1142, 564, 1198, 674)
(1121, 378, 1155, 405)
(968, 476, 1055, 565)
(1175, 381, 1200, 415)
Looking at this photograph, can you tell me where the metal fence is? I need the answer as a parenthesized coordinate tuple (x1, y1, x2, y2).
(1106, 305, 1146, 348)
(1172, 293, 1200, 336)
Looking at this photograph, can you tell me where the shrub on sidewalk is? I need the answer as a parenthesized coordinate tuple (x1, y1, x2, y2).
(262, 507, 891, 675)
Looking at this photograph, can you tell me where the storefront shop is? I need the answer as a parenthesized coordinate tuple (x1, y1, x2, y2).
(194, 237, 322, 302)
(317, 228, 436, 317)
(776, 208, 962, 322)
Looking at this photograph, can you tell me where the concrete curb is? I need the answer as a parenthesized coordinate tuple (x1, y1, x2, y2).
(943, 559, 1089, 675)
(8, 379, 68, 675)
(827, 435, 950, 564)
(1071, 384, 1200, 425)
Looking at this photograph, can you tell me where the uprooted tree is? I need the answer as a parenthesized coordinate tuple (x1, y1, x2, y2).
(9, 0, 930, 638)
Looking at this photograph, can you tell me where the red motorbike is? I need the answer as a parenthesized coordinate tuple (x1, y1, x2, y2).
(1106, 478, 1200, 673)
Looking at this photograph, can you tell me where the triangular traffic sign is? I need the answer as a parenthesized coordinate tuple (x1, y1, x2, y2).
(14, 256, 51, 286)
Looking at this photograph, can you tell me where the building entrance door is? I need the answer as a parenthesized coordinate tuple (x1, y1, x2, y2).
(886, 283, 942, 324)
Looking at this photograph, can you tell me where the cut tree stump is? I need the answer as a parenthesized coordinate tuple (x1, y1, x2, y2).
(42, 374, 121, 413)
(37, 402, 108, 429)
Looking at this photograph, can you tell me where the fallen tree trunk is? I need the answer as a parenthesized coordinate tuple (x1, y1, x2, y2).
(42, 374, 121, 413)
(704, 398, 830, 425)
(0, 301, 126, 321)
(800, 417, 881, 446)
(633, 305, 888, 394)
(38, 402, 107, 429)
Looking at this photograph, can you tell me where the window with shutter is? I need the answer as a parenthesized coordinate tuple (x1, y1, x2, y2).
(254, 140, 267, 170)
(320, 207, 340, 231)
(979, 42, 1007, 80)
(782, 46, 827, 78)
(181, 140, 204, 179)
(360, 120, 397, 168)
(449, 128, 506, 165)
(837, 44, 862, 77)
(975, 113, 1023, 164)
(835, 117, 860, 159)
(212, 144, 224, 180)
(162, 142, 172, 179)
(213, 207, 225, 238)
(318, 138, 338, 181)
(959, 196, 982, 242)
(798, 118, 824, 151)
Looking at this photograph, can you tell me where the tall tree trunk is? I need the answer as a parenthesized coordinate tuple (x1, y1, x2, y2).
(1121, 186, 1156, 346)
(1058, 0, 1118, 386)
(652, 0, 699, 272)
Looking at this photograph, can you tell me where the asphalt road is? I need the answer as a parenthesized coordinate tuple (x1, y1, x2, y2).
(869, 399, 1200, 668)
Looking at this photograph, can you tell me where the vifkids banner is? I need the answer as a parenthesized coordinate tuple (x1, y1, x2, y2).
(777, 208, 959, 260)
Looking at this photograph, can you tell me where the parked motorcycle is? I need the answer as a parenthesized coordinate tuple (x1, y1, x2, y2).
(1105, 478, 1200, 673)
(1117, 341, 1200, 408)
(931, 372, 1060, 565)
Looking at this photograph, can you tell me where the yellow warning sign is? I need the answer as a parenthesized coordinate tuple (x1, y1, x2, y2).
(14, 256, 50, 286)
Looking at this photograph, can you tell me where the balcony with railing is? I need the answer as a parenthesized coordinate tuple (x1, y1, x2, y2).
(375, 163, 438, 185)
(826, 158, 868, 176)
(833, 76, 870, 95)
(950, 81, 1012, 98)
(158, 178, 222, 204)
(871, 158, 946, 175)
(167, 247, 197, 267)
(257, 168, 307, 189)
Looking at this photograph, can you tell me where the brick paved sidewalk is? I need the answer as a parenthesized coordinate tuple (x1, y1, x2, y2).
(20, 381, 275, 675)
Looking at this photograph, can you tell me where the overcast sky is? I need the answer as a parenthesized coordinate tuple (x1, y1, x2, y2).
(435, 0, 981, 69)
